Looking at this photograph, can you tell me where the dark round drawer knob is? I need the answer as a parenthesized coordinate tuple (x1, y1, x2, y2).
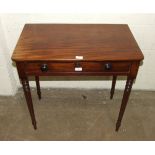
(40, 64, 48, 72)
(105, 63, 112, 70)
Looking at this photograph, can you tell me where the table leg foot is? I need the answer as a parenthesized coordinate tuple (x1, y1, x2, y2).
(115, 122, 121, 132)
(33, 121, 37, 130)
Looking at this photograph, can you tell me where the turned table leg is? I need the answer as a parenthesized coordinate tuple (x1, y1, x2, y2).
(35, 76, 41, 99)
(21, 77, 37, 129)
(115, 76, 134, 131)
(110, 75, 117, 99)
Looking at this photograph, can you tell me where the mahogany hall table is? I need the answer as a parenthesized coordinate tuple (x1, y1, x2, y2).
(11, 24, 144, 131)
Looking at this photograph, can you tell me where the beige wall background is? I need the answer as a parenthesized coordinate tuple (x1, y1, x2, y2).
(0, 14, 155, 95)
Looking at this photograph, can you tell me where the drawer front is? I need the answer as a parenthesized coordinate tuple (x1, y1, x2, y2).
(25, 61, 131, 74)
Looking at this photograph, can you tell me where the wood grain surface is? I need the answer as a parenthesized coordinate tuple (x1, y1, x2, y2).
(12, 24, 144, 62)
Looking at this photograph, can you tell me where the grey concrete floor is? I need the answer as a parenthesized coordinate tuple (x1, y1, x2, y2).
(0, 88, 155, 140)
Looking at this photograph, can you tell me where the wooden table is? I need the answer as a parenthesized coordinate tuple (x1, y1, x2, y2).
(11, 24, 144, 131)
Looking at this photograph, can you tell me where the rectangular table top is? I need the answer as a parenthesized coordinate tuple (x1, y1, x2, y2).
(12, 24, 144, 62)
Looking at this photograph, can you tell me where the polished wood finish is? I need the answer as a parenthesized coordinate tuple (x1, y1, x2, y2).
(12, 24, 144, 131)
(25, 61, 131, 75)
(12, 24, 143, 62)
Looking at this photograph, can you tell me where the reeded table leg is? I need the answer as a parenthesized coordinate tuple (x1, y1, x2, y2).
(21, 77, 37, 129)
(35, 76, 41, 99)
(110, 75, 117, 99)
(115, 76, 134, 131)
